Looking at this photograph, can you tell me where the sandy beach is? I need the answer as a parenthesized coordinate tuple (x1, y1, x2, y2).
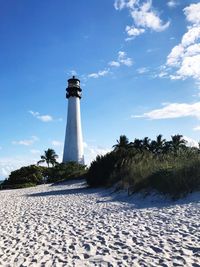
(0, 180, 199, 267)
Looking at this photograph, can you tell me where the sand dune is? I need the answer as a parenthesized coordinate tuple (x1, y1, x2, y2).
(0, 180, 199, 267)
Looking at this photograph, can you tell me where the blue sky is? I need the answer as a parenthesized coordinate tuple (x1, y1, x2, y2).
(1, 0, 200, 178)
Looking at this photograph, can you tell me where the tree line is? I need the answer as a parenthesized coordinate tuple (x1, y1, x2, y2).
(113, 134, 196, 154)
(86, 134, 200, 198)
(1, 134, 200, 198)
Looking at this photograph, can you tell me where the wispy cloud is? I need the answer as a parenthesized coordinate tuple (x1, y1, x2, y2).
(109, 61, 120, 67)
(29, 111, 53, 122)
(164, 3, 200, 83)
(0, 156, 39, 179)
(12, 136, 39, 146)
(69, 70, 77, 76)
(118, 51, 133, 66)
(109, 51, 133, 67)
(183, 136, 199, 147)
(125, 26, 145, 39)
(65, 70, 78, 77)
(88, 69, 110, 79)
(87, 51, 133, 80)
(193, 125, 200, 131)
(52, 140, 63, 147)
(114, 0, 170, 40)
(167, 0, 178, 8)
(137, 67, 149, 74)
(132, 102, 200, 120)
(84, 142, 110, 165)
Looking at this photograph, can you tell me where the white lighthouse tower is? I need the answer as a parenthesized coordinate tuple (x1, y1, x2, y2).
(63, 76, 84, 164)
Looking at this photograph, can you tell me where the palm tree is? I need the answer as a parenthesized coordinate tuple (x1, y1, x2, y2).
(142, 137, 151, 150)
(113, 135, 131, 151)
(171, 135, 186, 151)
(156, 134, 166, 148)
(37, 148, 58, 167)
(132, 138, 143, 150)
(150, 134, 166, 154)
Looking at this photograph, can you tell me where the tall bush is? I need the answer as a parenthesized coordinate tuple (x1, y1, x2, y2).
(86, 152, 119, 187)
(86, 134, 200, 198)
(47, 162, 87, 183)
(2, 165, 46, 189)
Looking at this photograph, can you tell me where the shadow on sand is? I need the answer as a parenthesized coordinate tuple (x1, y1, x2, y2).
(27, 180, 200, 209)
(28, 186, 102, 197)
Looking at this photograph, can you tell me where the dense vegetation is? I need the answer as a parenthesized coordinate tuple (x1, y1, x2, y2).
(46, 162, 87, 183)
(1, 148, 86, 189)
(1, 162, 87, 189)
(86, 135, 200, 198)
(1, 165, 46, 189)
(2, 137, 200, 198)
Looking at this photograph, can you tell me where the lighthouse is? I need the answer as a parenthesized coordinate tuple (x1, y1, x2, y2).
(63, 76, 84, 164)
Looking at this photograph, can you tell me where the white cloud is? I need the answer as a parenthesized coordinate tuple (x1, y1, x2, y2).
(184, 3, 200, 25)
(193, 125, 200, 131)
(181, 26, 200, 47)
(137, 67, 149, 74)
(66, 70, 78, 77)
(115, 0, 170, 40)
(39, 115, 53, 122)
(0, 156, 38, 179)
(185, 43, 200, 57)
(83, 142, 88, 148)
(176, 54, 200, 80)
(133, 102, 200, 120)
(89, 51, 133, 78)
(114, 0, 127, 10)
(83, 142, 111, 165)
(196, 81, 200, 91)
(109, 51, 133, 68)
(88, 69, 110, 79)
(70, 70, 77, 76)
(131, 2, 170, 32)
(109, 61, 120, 67)
(166, 44, 184, 66)
(158, 71, 168, 78)
(167, 0, 178, 8)
(183, 136, 199, 148)
(165, 3, 200, 82)
(12, 136, 39, 146)
(118, 51, 133, 66)
(29, 111, 53, 122)
(126, 25, 145, 37)
(52, 140, 63, 147)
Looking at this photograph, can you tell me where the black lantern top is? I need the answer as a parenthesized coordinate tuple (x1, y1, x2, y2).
(66, 76, 82, 99)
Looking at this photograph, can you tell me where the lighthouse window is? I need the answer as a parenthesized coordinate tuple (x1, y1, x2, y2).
(69, 81, 80, 87)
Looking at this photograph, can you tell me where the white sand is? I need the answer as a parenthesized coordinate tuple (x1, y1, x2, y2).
(0, 180, 199, 267)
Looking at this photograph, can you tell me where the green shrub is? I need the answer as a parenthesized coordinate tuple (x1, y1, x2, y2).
(86, 149, 157, 188)
(47, 162, 87, 183)
(1, 182, 36, 190)
(86, 152, 119, 187)
(86, 144, 200, 198)
(1, 165, 46, 189)
(148, 161, 200, 198)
